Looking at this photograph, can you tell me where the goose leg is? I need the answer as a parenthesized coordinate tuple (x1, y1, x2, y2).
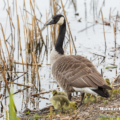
(60, 108, 65, 114)
(78, 93, 85, 107)
(61, 108, 64, 113)
(67, 93, 71, 101)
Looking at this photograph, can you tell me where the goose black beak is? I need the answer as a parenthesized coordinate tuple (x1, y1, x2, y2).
(46, 19, 55, 25)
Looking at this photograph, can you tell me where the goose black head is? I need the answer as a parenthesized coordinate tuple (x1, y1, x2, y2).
(46, 14, 65, 26)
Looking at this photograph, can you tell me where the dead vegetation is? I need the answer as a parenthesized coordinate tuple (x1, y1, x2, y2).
(19, 79, 120, 120)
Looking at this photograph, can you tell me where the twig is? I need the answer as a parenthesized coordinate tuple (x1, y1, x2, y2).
(32, 90, 52, 96)
(0, 57, 17, 112)
(6, 71, 28, 73)
(7, 81, 32, 87)
(113, 83, 120, 87)
(78, 23, 97, 33)
(37, 21, 46, 47)
(14, 61, 42, 66)
(12, 72, 27, 81)
(23, 9, 44, 25)
(114, 74, 120, 82)
(90, 52, 106, 58)
(113, 23, 116, 49)
(5, 87, 28, 98)
(100, 9, 107, 53)
(61, 0, 77, 54)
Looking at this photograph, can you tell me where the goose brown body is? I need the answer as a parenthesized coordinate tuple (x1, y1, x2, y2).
(51, 53, 111, 97)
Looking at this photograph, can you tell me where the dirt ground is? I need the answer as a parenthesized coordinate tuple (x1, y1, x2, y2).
(20, 87, 120, 120)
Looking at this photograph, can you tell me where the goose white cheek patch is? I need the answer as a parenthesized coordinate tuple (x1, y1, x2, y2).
(57, 17, 64, 25)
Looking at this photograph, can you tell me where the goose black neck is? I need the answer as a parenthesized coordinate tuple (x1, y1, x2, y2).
(55, 20, 66, 55)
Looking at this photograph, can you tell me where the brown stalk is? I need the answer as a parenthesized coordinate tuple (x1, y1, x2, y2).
(32, 53, 41, 90)
(34, 16, 37, 54)
(6, 10, 15, 29)
(20, 2, 29, 74)
(6, 71, 27, 73)
(0, 24, 12, 80)
(7, 7, 15, 81)
(23, 9, 44, 25)
(12, 72, 27, 81)
(15, 0, 17, 15)
(0, 39, 6, 63)
(15, 0, 20, 61)
(5, 88, 28, 99)
(50, 25, 54, 47)
(61, 0, 77, 54)
(29, 2, 36, 84)
(53, 0, 56, 45)
(32, 90, 52, 96)
(49, 107, 53, 120)
(17, 15, 24, 68)
(113, 74, 120, 82)
(90, 52, 105, 58)
(7, 81, 32, 87)
(100, 9, 107, 53)
(14, 61, 41, 66)
(0, 55, 17, 112)
(6, 0, 9, 8)
(113, 23, 116, 49)
(37, 21, 46, 46)
(0, 24, 10, 61)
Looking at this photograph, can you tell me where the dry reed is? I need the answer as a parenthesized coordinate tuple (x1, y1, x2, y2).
(60, 0, 77, 54)
(100, 9, 107, 53)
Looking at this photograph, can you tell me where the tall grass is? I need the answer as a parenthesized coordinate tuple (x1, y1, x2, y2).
(0, 0, 77, 118)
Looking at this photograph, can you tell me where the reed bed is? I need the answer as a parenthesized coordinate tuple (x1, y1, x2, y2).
(0, 0, 77, 118)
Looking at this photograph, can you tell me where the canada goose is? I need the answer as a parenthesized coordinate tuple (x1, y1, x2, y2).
(46, 14, 112, 107)
(50, 95, 78, 111)
(52, 90, 67, 97)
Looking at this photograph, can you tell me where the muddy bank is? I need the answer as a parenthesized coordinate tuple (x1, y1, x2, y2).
(19, 85, 120, 120)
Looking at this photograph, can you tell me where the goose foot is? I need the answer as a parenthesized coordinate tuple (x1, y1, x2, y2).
(78, 93, 85, 107)
(61, 108, 66, 114)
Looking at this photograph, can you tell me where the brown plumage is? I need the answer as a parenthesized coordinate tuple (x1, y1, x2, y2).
(52, 55, 112, 98)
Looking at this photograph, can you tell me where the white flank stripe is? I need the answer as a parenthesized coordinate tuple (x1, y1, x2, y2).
(73, 87, 98, 95)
